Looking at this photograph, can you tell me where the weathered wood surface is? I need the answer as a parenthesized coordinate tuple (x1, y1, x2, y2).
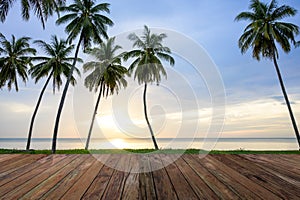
(0, 154, 299, 199)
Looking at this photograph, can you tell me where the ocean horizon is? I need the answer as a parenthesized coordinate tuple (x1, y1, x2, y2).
(0, 137, 298, 150)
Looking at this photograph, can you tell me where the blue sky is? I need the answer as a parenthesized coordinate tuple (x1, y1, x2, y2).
(0, 0, 300, 141)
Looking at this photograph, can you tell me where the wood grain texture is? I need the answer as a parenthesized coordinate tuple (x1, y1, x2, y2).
(0, 154, 299, 200)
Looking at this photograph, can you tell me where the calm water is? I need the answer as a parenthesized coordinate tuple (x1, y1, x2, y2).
(0, 138, 298, 150)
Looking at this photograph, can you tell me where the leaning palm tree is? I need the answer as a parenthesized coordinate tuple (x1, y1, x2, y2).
(123, 25, 175, 150)
(52, 0, 113, 153)
(84, 37, 127, 150)
(235, 0, 300, 149)
(0, 0, 65, 29)
(26, 35, 81, 150)
(0, 34, 36, 91)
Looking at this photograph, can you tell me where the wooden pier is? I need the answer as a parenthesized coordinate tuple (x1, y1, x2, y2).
(0, 154, 299, 199)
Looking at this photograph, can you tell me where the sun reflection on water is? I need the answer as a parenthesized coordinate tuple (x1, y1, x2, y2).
(109, 138, 127, 149)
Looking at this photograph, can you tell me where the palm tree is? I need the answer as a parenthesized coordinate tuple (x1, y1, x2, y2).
(123, 25, 175, 150)
(0, 34, 36, 91)
(235, 0, 300, 149)
(26, 35, 81, 150)
(52, 0, 113, 153)
(83, 37, 127, 150)
(0, 0, 65, 29)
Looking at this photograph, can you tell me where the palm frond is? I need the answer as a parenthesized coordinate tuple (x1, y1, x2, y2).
(0, 34, 35, 91)
(125, 25, 175, 85)
(235, 0, 298, 60)
(0, 0, 14, 22)
(56, 0, 113, 50)
(271, 5, 297, 21)
(83, 37, 127, 96)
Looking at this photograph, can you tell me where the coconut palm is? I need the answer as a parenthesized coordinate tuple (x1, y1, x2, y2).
(83, 37, 127, 150)
(123, 25, 175, 150)
(235, 0, 300, 149)
(0, 34, 36, 91)
(52, 0, 113, 153)
(0, 0, 65, 29)
(26, 35, 81, 150)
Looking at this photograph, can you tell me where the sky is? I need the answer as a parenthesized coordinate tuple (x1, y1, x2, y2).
(0, 0, 300, 141)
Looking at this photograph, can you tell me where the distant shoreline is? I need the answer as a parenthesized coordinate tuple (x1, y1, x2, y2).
(0, 137, 297, 140)
(0, 149, 299, 154)
(1, 137, 298, 151)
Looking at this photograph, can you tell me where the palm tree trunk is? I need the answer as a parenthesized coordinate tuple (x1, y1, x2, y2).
(26, 72, 53, 150)
(52, 36, 82, 154)
(273, 55, 300, 150)
(85, 79, 104, 150)
(143, 83, 159, 150)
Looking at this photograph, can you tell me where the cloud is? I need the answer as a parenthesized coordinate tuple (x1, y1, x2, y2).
(0, 102, 32, 114)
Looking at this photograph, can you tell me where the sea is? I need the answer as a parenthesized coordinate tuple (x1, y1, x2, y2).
(0, 138, 298, 150)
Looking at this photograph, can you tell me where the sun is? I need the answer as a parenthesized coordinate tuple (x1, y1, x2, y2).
(110, 138, 127, 149)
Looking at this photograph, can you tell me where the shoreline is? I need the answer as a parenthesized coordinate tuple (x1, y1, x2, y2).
(1, 149, 300, 154)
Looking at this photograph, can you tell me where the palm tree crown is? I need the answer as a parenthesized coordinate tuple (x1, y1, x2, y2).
(124, 25, 175, 85)
(235, 0, 299, 60)
(30, 35, 81, 93)
(84, 37, 127, 95)
(56, 0, 114, 51)
(0, 34, 36, 91)
(0, 0, 65, 29)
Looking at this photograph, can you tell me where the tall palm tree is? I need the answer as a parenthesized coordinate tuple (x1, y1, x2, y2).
(123, 25, 175, 150)
(52, 0, 113, 153)
(26, 35, 81, 150)
(0, 34, 36, 91)
(84, 37, 127, 150)
(235, 0, 300, 149)
(0, 0, 65, 29)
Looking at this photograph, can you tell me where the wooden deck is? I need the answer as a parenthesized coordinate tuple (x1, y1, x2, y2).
(0, 154, 299, 199)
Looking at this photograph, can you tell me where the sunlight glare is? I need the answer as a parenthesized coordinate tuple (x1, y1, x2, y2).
(110, 138, 127, 149)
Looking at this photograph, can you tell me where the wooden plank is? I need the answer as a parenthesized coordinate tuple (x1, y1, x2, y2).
(215, 155, 297, 199)
(274, 154, 300, 166)
(0, 154, 47, 186)
(138, 154, 156, 200)
(214, 155, 294, 199)
(81, 154, 120, 199)
(160, 154, 198, 200)
(101, 154, 132, 200)
(149, 154, 178, 200)
(60, 154, 109, 200)
(0, 154, 68, 195)
(0, 154, 23, 163)
(170, 154, 219, 199)
(199, 155, 255, 199)
(39, 155, 97, 199)
(245, 154, 300, 174)
(243, 155, 300, 192)
(182, 155, 239, 199)
(0, 155, 36, 173)
(20, 155, 90, 199)
(1, 154, 78, 199)
(279, 154, 300, 165)
(202, 155, 268, 200)
(121, 154, 140, 200)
